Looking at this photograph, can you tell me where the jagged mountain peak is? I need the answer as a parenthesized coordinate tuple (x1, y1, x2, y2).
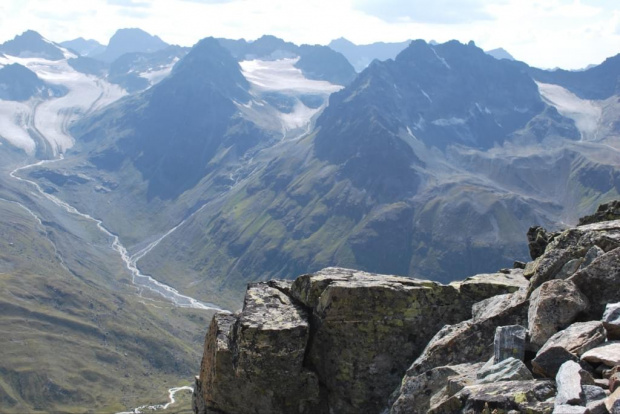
(486, 47, 515, 61)
(0, 29, 67, 60)
(168, 36, 249, 101)
(329, 37, 355, 46)
(94, 27, 169, 62)
(327, 37, 413, 72)
(318, 38, 545, 159)
(60, 37, 106, 57)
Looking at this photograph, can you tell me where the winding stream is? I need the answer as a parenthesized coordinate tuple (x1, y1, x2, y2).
(116, 386, 194, 414)
(8, 157, 224, 412)
(10, 158, 224, 311)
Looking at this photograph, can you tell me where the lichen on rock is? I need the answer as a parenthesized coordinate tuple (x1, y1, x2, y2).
(192, 206, 620, 414)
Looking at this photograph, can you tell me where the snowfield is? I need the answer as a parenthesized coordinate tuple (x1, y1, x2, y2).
(537, 82, 602, 141)
(238, 58, 343, 134)
(139, 57, 179, 85)
(0, 55, 126, 155)
(240, 58, 342, 94)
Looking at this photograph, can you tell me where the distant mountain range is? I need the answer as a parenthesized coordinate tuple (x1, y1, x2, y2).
(0, 27, 619, 412)
(328, 38, 516, 71)
(60, 37, 106, 57)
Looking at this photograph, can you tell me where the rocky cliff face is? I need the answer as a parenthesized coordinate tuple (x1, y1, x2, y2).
(193, 203, 620, 413)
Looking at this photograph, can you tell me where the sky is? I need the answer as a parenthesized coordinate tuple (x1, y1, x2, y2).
(0, 0, 619, 69)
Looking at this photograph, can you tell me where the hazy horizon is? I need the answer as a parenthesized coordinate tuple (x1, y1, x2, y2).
(1, 0, 619, 70)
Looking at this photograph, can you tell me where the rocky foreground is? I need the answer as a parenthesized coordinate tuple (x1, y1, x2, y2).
(192, 202, 620, 414)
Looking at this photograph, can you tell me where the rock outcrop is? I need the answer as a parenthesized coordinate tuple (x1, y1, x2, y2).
(193, 205, 620, 414)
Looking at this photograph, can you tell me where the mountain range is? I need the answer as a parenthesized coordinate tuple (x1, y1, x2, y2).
(0, 27, 619, 412)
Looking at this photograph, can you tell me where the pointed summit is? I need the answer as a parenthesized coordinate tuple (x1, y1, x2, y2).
(0, 30, 66, 60)
(486, 47, 515, 61)
(94, 28, 168, 62)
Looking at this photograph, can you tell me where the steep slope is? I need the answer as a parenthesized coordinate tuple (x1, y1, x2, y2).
(93, 28, 169, 63)
(524, 53, 620, 100)
(136, 40, 620, 302)
(318, 40, 546, 155)
(25, 38, 620, 310)
(0, 63, 66, 101)
(486, 47, 515, 61)
(107, 45, 188, 92)
(0, 157, 216, 412)
(72, 37, 263, 202)
(0, 30, 67, 61)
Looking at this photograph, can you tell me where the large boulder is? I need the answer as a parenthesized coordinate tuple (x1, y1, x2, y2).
(194, 282, 321, 414)
(581, 342, 620, 367)
(532, 321, 606, 378)
(525, 220, 620, 296)
(528, 279, 589, 348)
(404, 289, 528, 377)
(570, 246, 620, 319)
(579, 201, 620, 225)
(289, 267, 483, 414)
(494, 325, 527, 363)
(475, 357, 533, 384)
(389, 363, 481, 414)
(537, 321, 607, 357)
(555, 360, 594, 405)
(450, 270, 528, 302)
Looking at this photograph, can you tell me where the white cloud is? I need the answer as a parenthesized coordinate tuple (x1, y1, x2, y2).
(0, 0, 617, 69)
(352, 0, 496, 24)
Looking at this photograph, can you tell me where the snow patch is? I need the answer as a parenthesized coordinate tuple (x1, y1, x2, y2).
(421, 89, 432, 103)
(431, 47, 451, 70)
(237, 58, 343, 134)
(0, 55, 126, 155)
(475, 102, 491, 114)
(278, 102, 322, 131)
(139, 57, 178, 86)
(537, 82, 602, 140)
(0, 100, 36, 154)
(240, 58, 342, 94)
(432, 117, 466, 127)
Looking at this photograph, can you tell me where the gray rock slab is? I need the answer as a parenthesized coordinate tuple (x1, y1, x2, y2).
(195, 284, 321, 414)
(450, 270, 528, 303)
(538, 321, 606, 357)
(552, 405, 589, 414)
(556, 360, 593, 406)
(532, 346, 580, 378)
(407, 293, 529, 376)
(389, 363, 480, 414)
(494, 325, 527, 363)
(472, 289, 526, 322)
(582, 342, 620, 367)
(476, 357, 533, 384)
(526, 248, 574, 294)
(429, 380, 555, 414)
(556, 258, 584, 279)
(289, 267, 479, 414)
